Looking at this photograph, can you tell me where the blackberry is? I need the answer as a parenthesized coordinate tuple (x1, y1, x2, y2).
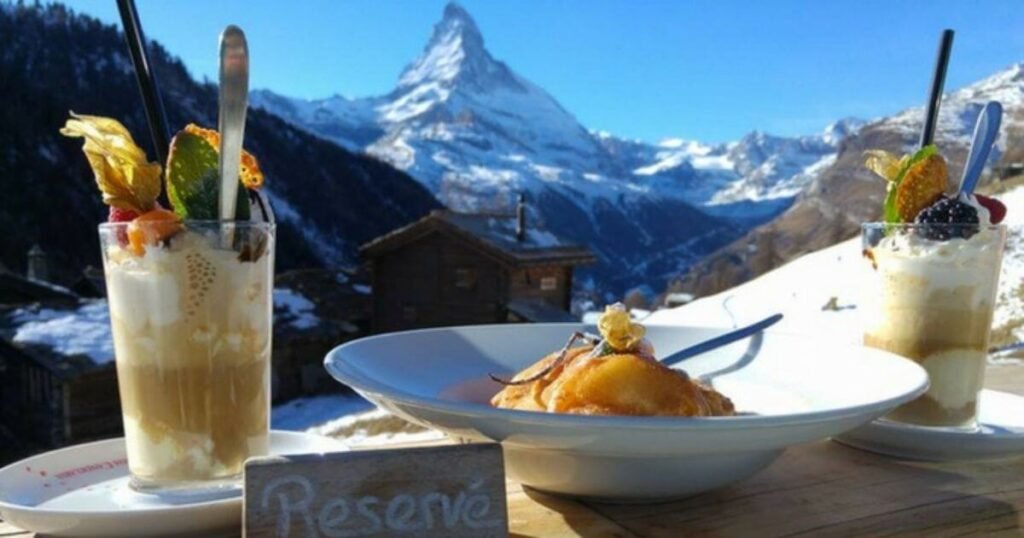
(914, 195, 979, 240)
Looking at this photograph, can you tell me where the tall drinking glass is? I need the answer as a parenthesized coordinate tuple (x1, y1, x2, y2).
(99, 221, 274, 496)
(861, 223, 1005, 427)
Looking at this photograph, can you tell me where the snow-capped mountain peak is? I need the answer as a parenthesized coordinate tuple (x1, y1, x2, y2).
(396, 2, 521, 94)
(822, 117, 865, 145)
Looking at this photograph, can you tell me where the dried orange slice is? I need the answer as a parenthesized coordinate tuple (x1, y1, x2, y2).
(880, 145, 947, 223)
(183, 124, 264, 188)
(893, 153, 948, 222)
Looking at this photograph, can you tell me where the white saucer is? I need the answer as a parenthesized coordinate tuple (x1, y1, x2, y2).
(0, 430, 345, 537)
(835, 389, 1024, 461)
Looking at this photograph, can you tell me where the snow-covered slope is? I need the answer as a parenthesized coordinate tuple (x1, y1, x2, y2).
(249, 90, 382, 150)
(251, 2, 862, 296)
(647, 184, 1024, 352)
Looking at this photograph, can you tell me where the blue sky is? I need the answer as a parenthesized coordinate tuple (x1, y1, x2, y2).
(65, 0, 1023, 143)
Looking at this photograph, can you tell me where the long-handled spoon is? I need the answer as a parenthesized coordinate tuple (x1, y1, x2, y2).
(490, 314, 783, 386)
(958, 101, 1003, 196)
(660, 313, 783, 368)
(217, 25, 249, 221)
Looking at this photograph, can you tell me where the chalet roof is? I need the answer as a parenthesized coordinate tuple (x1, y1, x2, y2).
(0, 269, 78, 305)
(361, 210, 596, 267)
(0, 302, 109, 379)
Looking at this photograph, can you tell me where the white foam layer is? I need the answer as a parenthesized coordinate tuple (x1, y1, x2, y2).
(105, 260, 181, 332)
(873, 227, 1003, 309)
(920, 349, 987, 411)
(103, 232, 272, 366)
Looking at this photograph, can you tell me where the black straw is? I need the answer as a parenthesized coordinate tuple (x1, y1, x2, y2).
(116, 0, 171, 166)
(919, 29, 954, 149)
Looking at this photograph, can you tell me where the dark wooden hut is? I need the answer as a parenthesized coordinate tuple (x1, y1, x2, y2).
(0, 324, 120, 454)
(361, 207, 595, 333)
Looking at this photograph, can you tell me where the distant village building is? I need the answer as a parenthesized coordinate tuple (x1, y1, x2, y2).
(0, 247, 77, 304)
(26, 244, 48, 282)
(271, 268, 372, 403)
(70, 265, 106, 298)
(361, 204, 595, 333)
(997, 162, 1024, 180)
(0, 313, 119, 450)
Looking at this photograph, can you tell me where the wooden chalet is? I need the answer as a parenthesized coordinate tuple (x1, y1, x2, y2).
(0, 268, 78, 305)
(0, 315, 120, 452)
(361, 202, 596, 333)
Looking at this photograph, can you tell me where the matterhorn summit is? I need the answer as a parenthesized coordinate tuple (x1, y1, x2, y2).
(396, 3, 518, 92)
(376, 2, 604, 164)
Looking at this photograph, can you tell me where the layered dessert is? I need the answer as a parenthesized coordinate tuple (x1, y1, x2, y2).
(62, 115, 273, 491)
(862, 146, 1007, 426)
(105, 228, 272, 486)
(491, 304, 735, 417)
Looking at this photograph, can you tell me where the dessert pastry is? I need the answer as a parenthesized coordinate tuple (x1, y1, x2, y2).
(491, 305, 735, 417)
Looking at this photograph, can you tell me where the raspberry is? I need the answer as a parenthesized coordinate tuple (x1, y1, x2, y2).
(914, 196, 979, 240)
(108, 206, 140, 223)
(976, 194, 1007, 224)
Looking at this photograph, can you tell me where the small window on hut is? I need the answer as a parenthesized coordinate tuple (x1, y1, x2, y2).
(540, 276, 558, 291)
(455, 268, 477, 290)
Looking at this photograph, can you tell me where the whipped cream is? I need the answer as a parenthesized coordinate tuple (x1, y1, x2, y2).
(871, 226, 1003, 308)
(959, 193, 992, 225)
(104, 231, 272, 366)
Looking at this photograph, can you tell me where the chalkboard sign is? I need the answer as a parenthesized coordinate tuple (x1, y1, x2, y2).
(243, 444, 508, 537)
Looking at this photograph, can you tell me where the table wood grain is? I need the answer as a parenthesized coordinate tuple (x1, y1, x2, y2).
(4, 362, 1024, 537)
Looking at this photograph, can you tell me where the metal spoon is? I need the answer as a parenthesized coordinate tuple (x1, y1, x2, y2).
(217, 25, 249, 221)
(660, 313, 783, 375)
(958, 101, 1002, 196)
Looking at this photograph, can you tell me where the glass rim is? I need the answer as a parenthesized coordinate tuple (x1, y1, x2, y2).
(98, 220, 275, 230)
(861, 222, 1006, 230)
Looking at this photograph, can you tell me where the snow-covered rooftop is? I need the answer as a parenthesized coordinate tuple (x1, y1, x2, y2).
(273, 287, 321, 330)
(8, 300, 114, 364)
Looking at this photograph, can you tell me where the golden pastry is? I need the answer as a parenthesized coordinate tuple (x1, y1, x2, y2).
(491, 304, 735, 417)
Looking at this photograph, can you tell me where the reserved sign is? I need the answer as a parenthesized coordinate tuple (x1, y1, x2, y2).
(243, 443, 508, 537)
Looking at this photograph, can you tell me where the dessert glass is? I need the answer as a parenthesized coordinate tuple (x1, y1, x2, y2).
(99, 221, 274, 496)
(861, 223, 1006, 427)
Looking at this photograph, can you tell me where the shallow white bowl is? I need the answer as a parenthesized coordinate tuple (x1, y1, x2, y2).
(325, 324, 928, 501)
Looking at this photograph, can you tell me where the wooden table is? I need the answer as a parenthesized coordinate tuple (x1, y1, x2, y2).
(4, 362, 1024, 537)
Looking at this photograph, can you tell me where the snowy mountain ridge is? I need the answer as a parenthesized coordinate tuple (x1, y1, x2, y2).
(672, 61, 1024, 300)
(252, 3, 853, 215)
(250, 2, 858, 296)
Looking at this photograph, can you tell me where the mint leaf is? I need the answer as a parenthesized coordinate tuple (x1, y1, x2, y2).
(883, 145, 937, 223)
(166, 131, 251, 221)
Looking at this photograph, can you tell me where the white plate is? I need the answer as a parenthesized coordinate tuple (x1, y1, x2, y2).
(835, 389, 1024, 460)
(0, 430, 344, 537)
(324, 323, 928, 501)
